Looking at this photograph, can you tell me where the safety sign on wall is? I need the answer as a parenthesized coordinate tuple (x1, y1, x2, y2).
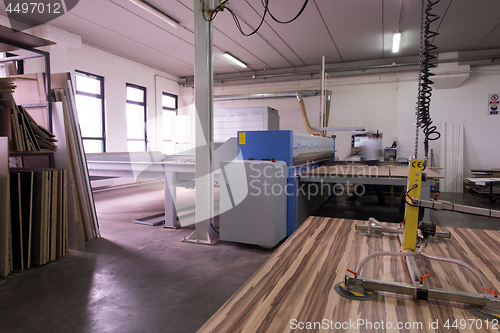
(490, 94, 499, 115)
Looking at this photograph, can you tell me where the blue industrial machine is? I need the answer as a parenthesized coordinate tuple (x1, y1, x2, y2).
(234, 130, 335, 237)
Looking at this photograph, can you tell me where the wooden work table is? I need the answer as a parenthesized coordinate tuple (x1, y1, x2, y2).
(300, 164, 443, 221)
(301, 164, 443, 179)
(199, 217, 500, 332)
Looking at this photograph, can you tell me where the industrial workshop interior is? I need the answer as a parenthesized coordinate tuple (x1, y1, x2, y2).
(1, 0, 500, 332)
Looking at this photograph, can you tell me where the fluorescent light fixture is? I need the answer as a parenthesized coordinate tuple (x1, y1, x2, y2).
(223, 53, 247, 68)
(392, 32, 401, 53)
(130, 0, 179, 28)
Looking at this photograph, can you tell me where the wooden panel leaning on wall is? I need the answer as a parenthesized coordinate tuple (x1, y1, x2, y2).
(0, 76, 71, 277)
(8, 168, 67, 270)
(7, 73, 100, 252)
(0, 137, 11, 278)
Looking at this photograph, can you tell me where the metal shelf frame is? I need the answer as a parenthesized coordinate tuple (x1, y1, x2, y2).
(0, 25, 55, 131)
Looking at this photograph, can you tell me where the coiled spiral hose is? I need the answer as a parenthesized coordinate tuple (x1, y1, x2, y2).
(416, 0, 441, 164)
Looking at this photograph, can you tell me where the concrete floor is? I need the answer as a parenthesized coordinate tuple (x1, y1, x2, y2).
(0, 182, 274, 333)
(1, 183, 499, 332)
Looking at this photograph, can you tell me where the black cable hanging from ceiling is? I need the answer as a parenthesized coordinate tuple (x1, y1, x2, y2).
(417, 0, 441, 165)
(204, 0, 309, 37)
(263, 0, 309, 24)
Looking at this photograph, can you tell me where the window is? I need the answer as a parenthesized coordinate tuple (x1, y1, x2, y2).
(75, 70, 105, 153)
(126, 83, 147, 152)
(162, 92, 178, 154)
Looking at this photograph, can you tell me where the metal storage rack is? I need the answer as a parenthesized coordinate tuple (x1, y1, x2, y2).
(0, 24, 55, 131)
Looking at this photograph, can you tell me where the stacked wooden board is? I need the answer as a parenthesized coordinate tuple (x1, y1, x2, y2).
(465, 169, 500, 196)
(12, 73, 48, 127)
(0, 166, 67, 277)
(0, 76, 78, 277)
(8, 104, 50, 152)
(54, 79, 99, 245)
(0, 79, 57, 152)
(9, 169, 67, 270)
(8, 73, 101, 251)
(0, 137, 10, 277)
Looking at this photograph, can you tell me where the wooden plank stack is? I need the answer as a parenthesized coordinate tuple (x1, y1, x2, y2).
(53, 77, 99, 245)
(6, 73, 101, 252)
(464, 168, 500, 196)
(9, 168, 67, 269)
(12, 73, 48, 126)
(0, 137, 10, 277)
(0, 77, 72, 277)
(0, 82, 57, 152)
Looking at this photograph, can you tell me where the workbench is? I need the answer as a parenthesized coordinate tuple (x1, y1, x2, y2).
(199, 217, 500, 333)
(466, 178, 500, 203)
(301, 164, 443, 183)
(300, 165, 443, 220)
(86, 141, 237, 228)
(86, 152, 199, 228)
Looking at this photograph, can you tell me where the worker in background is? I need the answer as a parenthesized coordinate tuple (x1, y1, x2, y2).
(358, 132, 383, 165)
(348, 132, 385, 204)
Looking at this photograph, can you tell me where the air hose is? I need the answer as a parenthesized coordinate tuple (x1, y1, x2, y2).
(415, 0, 441, 167)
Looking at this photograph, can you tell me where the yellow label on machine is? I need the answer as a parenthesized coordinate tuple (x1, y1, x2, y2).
(238, 132, 246, 145)
(402, 159, 423, 252)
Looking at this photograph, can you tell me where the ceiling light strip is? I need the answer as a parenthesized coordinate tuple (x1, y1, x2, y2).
(223, 53, 247, 68)
(130, 0, 179, 28)
(392, 32, 401, 53)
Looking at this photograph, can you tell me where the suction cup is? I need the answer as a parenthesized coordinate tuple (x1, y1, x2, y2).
(334, 282, 378, 301)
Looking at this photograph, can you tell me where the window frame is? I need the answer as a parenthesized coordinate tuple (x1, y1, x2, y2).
(75, 70, 106, 152)
(162, 92, 178, 153)
(126, 83, 147, 151)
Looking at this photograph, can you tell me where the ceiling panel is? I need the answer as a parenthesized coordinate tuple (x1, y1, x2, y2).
(435, 0, 500, 52)
(478, 25, 500, 50)
(222, 20, 307, 68)
(50, 0, 196, 76)
(317, 0, 385, 62)
(212, 0, 313, 68)
(63, 16, 195, 75)
(211, 4, 286, 71)
(3, 0, 499, 81)
(243, 0, 339, 66)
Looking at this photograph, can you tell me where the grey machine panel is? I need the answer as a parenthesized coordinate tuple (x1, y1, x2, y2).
(219, 160, 287, 248)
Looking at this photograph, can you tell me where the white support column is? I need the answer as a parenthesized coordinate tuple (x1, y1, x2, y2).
(183, 0, 218, 244)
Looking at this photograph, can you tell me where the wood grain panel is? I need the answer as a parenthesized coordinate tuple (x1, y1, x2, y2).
(303, 165, 443, 179)
(199, 217, 500, 332)
(390, 166, 443, 179)
(303, 165, 389, 177)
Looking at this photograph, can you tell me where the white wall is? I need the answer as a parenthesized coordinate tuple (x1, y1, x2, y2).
(181, 77, 398, 160)
(396, 65, 500, 171)
(67, 44, 181, 152)
(180, 64, 500, 173)
(5, 21, 183, 153)
(8, 19, 499, 172)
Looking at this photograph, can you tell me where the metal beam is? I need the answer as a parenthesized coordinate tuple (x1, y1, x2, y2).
(179, 49, 500, 87)
(183, 0, 218, 245)
(353, 277, 494, 307)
